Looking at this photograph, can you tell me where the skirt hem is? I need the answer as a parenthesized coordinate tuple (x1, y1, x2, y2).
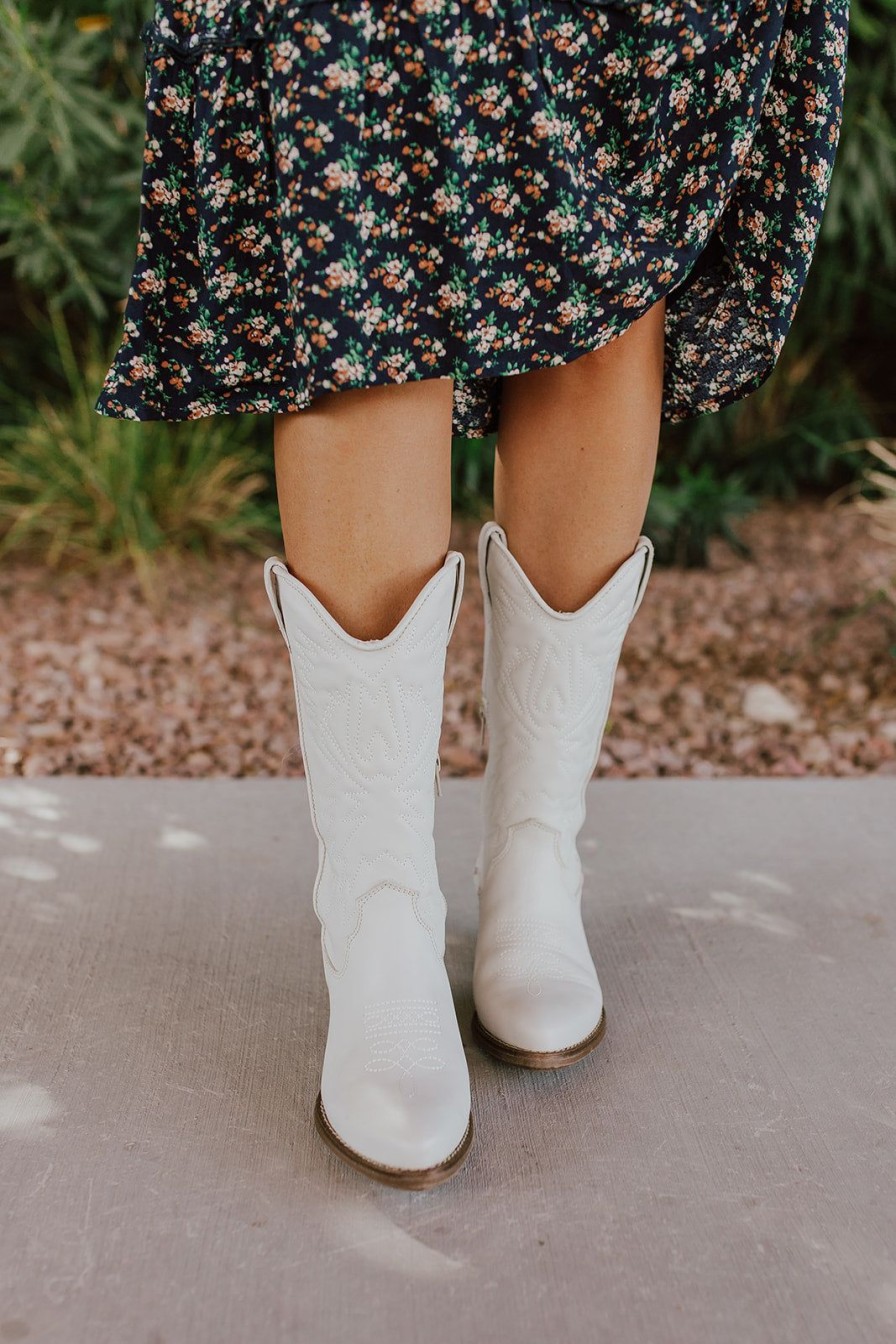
(93, 280, 778, 438)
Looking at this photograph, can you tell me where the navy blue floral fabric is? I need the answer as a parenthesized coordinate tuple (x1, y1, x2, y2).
(95, 0, 849, 435)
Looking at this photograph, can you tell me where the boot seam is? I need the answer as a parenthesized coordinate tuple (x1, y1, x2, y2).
(323, 879, 444, 977)
(484, 817, 568, 872)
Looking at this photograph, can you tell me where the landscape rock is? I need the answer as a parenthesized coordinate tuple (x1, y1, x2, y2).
(743, 682, 801, 725)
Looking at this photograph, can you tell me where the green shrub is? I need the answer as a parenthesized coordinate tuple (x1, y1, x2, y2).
(0, 0, 147, 319)
(452, 434, 496, 512)
(0, 310, 279, 597)
(646, 465, 757, 568)
(838, 437, 896, 597)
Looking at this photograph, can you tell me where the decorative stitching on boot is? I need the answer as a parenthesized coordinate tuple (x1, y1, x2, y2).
(363, 998, 446, 1076)
(323, 880, 445, 978)
(490, 916, 597, 996)
(273, 583, 451, 971)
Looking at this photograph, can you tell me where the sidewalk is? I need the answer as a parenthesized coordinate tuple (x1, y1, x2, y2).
(1, 778, 894, 1343)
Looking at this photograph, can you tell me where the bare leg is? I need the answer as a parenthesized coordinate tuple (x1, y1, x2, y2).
(273, 377, 455, 640)
(494, 299, 665, 610)
(471, 303, 664, 1066)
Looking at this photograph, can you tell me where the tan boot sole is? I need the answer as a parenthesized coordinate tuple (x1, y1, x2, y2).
(471, 1007, 607, 1070)
(313, 1092, 474, 1190)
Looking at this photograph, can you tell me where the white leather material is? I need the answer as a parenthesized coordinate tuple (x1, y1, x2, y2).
(473, 521, 654, 1054)
(264, 549, 471, 1172)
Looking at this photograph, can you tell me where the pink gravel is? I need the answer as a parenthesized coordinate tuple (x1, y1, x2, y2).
(2, 501, 895, 779)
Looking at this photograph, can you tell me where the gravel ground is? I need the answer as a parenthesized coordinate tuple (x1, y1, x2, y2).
(2, 500, 895, 778)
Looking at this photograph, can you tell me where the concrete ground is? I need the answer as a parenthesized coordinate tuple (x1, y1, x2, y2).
(0, 778, 894, 1344)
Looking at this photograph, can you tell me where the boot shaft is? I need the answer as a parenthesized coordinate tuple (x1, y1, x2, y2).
(478, 522, 653, 848)
(265, 550, 465, 970)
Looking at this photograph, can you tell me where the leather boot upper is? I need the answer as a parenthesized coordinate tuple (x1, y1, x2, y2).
(265, 550, 472, 1171)
(474, 521, 654, 1054)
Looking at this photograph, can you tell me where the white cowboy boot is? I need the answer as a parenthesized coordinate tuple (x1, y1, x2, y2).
(472, 521, 654, 1068)
(264, 548, 473, 1187)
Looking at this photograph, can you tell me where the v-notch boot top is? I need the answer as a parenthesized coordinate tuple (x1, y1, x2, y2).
(472, 521, 654, 1068)
(265, 548, 473, 1188)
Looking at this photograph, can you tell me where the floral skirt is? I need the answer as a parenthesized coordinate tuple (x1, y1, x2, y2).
(95, 0, 849, 436)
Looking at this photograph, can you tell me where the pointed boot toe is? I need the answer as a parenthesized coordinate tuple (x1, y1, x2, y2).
(472, 984, 605, 1068)
(473, 908, 605, 1065)
(317, 1064, 473, 1187)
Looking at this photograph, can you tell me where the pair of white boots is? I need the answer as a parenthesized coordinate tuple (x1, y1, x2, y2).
(264, 521, 653, 1189)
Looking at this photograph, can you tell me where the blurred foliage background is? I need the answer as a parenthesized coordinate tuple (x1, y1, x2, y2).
(1, 0, 895, 577)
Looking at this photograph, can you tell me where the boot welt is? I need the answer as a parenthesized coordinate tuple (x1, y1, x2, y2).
(313, 1092, 474, 1190)
(471, 1007, 606, 1070)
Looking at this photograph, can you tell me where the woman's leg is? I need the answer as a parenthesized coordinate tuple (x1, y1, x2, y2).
(265, 373, 473, 1187)
(273, 376, 455, 641)
(472, 303, 663, 1067)
(494, 299, 665, 609)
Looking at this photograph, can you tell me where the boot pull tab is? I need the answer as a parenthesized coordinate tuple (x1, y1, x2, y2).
(434, 752, 442, 797)
(630, 536, 655, 621)
(263, 557, 291, 647)
(478, 520, 505, 604)
(445, 551, 466, 645)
